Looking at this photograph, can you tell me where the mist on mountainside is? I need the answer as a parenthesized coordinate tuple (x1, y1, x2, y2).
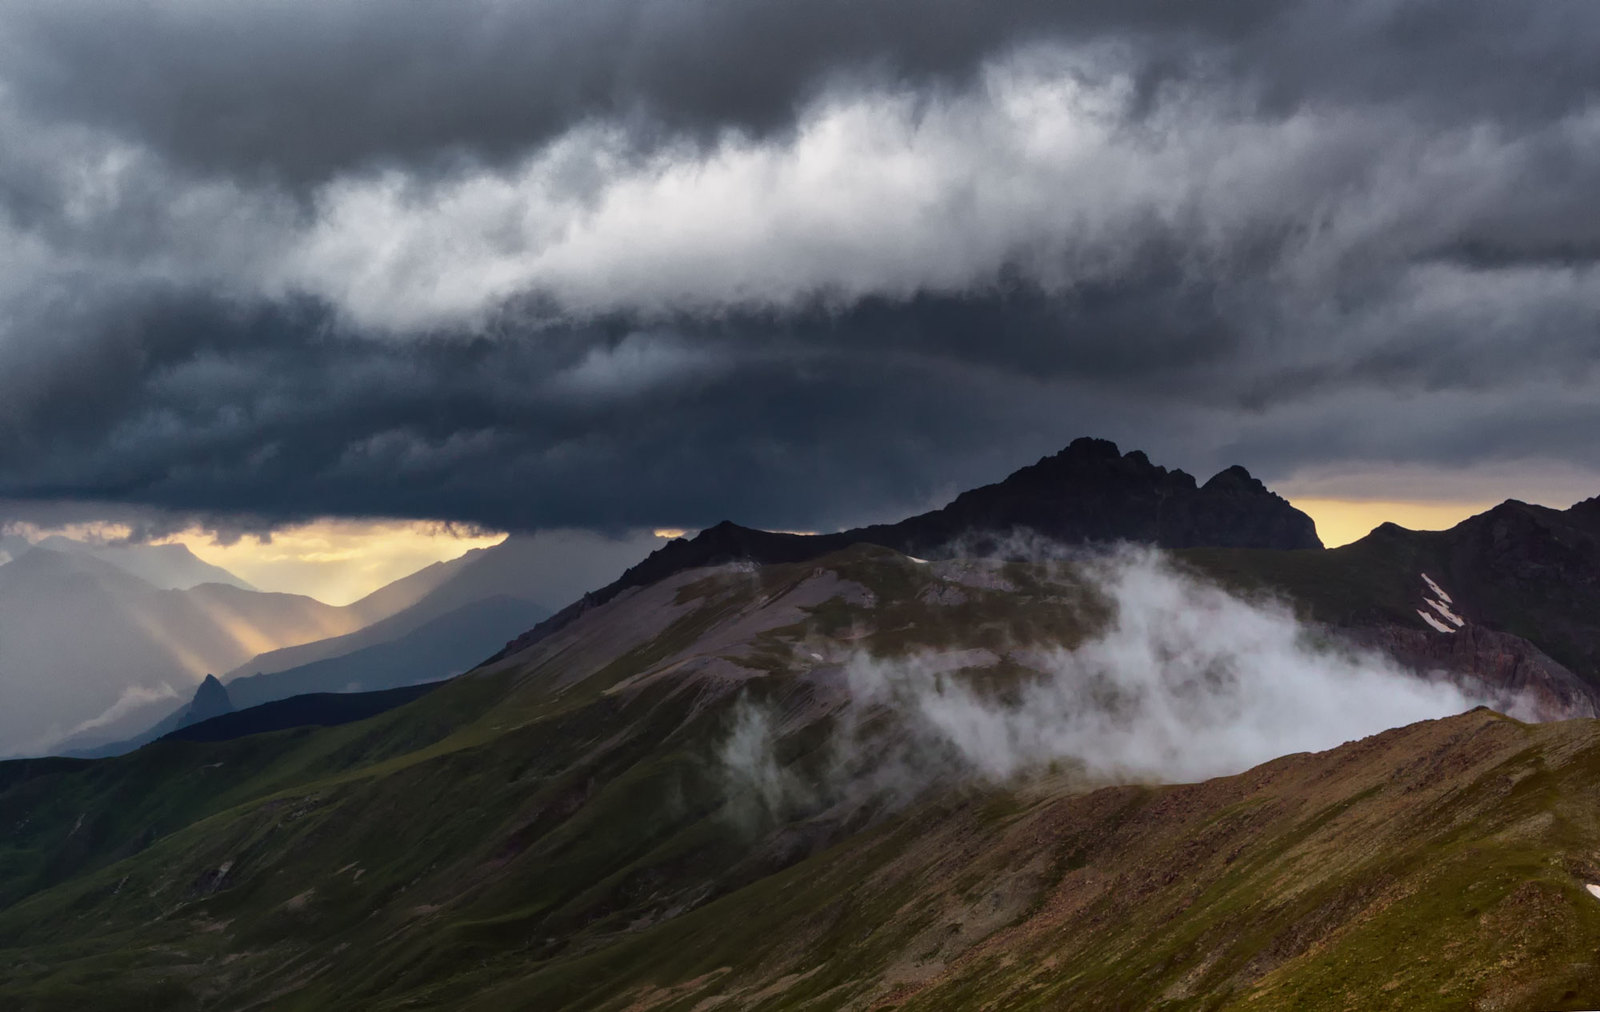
(34, 528, 666, 757)
(0, 550, 366, 758)
(0, 532, 419, 757)
(724, 547, 1495, 821)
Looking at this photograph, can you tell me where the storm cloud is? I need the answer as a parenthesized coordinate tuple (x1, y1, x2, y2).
(2, 0, 1598, 535)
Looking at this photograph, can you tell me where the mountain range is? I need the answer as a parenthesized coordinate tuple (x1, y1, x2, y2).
(54, 441, 1321, 760)
(0, 535, 254, 592)
(492, 436, 1321, 660)
(0, 546, 372, 756)
(4, 438, 1600, 1009)
(48, 539, 564, 758)
(0, 527, 566, 757)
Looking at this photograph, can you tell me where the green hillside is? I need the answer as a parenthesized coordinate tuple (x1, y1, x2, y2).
(3, 547, 1599, 1010)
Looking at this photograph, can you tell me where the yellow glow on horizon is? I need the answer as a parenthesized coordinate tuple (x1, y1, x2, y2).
(161, 520, 506, 605)
(1289, 498, 1500, 549)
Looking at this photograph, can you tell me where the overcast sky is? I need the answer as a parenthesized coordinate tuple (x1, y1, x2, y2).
(3, 0, 1599, 552)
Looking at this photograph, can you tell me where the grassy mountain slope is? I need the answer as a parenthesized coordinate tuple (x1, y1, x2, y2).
(3, 547, 1600, 1010)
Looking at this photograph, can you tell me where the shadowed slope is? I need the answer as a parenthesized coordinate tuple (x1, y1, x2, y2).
(161, 682, 444, 745)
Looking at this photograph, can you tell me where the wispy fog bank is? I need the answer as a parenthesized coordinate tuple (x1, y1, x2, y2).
(723, 548, 1492, 817)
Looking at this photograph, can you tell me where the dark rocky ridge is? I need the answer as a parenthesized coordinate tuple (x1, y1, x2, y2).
(491, 437, 1320, 661)
(1381, 496, 1600, 683)
(1186, 493, 1600, 701)
(1329, 497, 1600, 717)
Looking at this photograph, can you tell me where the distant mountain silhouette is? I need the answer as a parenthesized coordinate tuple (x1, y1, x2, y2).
(72, 595, 543, 758)
(225, 594, 543, 709)
(33, 537, 255, 591)
(80, 538, 575, 758)
(218, 536, 564, 683)
(185, 674, 234, 726)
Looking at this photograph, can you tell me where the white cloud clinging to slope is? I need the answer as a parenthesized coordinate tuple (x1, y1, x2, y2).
(725, 549, 1499, 819)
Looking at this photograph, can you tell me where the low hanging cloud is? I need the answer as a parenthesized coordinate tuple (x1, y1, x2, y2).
(62, 681, 181, 736)
(8, 681, 185, 759)
(723, 549, 1496, 819)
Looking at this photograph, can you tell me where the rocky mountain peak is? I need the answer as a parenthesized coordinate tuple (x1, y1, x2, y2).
(1201, 464, 1268, 495)
(492, 437, 1323, 661)
(183, 674, 234, 728)
(1057, 435, 1124, 461)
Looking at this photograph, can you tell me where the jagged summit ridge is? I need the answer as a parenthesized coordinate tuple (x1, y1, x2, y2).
(492, 437, 1320, 660)
(900, 437, 1318, 552)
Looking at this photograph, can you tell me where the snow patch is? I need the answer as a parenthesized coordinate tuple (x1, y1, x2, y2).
(1417, 609, 1455, 634)
(1417, 573, 1464, 632)
(1425, 597, 1465, 627)
(1421, 573, 1452, 604)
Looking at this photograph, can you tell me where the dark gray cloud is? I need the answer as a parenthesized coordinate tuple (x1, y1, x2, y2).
(3, 288, 1596, 537)
(0, 0, 1266, 185)
(4, 1, 1598, 188)
(1, 0, 1599, 540)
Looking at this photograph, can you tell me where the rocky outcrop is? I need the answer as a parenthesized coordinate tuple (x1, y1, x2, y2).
(183, 674, 234, 727)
